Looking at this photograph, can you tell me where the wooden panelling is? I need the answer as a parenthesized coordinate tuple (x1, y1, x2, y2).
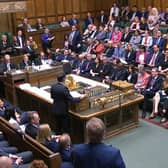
(15, 12, 25, 20)
(73, 0, 80, 13)
(81, 0, 87, 12)
(47, 17, 56, 24)
(87, 0, 95, 12)
(137, 0, 145, 9)
(57, 0, 64, 14)
(35, 0, 46, 16)
(144, 0, 153, 8)
(65, 0, 72, 14)
(27, 0, 35, 17)
(95, 0, 102, 11)
(4, 0, 167, 34)
(46, 0, 56, 15)
(153, 0, 161, 8)
(129, 0, 137, 7)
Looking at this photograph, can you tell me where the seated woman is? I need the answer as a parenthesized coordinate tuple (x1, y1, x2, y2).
(60, 16, 70, 28)
(36, 124, 60, 153)
(149, 76, 168, 122)
(134, 64, 150, 93)
(135, 45, 148, 65)
(90, 57, 103, 81)
(130, 16, 140, 32)
(127, 65, 138, 84)
(129, 30, 141, 51)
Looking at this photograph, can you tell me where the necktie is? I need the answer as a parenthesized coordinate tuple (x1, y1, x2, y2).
(150, 53, 157, 66)
(86, 62, 90, 70)
(144, 37, 148, 46)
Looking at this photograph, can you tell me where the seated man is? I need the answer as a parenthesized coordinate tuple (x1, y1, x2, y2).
(0, 35, 13, 56)
(0, 98, 14, 119)
(72, 117, 125, 168)
(19, 54, 32, 69)
(142, 67, 163, 118)
(0, 54, 16, 75)
(25, 111, 40, 139)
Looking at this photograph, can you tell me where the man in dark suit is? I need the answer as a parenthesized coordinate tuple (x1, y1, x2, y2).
(16, 30, 25, 49)
(142, 68, 163, 118)
(19, 54, 32, 69)
(72, 117, 126, 168)
(97, 10, 108, 25)
(0, 34, 12, 56)
(68, 14, 79, 26)
(79, 53, 95, 77)
(34, 51, 48, 66)
(51, 74, 85, 133)
(68, 25, 81, 53)
(121, 27, 132, 43)
(85, 12, 94, 28)
(152, 31, 166, 52)
(99, 56, 112, 80)
(146, 45, 164, 68)
(25, 111, 40, 139)
(0, 98, 14, 119)
(128, 5, 141, 20)
(124, 43, 136, 65)
(0, 54, 16, 75)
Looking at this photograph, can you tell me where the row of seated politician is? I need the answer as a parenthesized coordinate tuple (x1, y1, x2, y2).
(0, 97, 126, 168)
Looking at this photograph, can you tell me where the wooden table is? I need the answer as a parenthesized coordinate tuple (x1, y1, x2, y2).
(16, 75, 144, 143)
(2, 64, 63, 104)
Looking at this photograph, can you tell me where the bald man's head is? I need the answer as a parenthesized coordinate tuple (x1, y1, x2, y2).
(0, 156, 12, 168)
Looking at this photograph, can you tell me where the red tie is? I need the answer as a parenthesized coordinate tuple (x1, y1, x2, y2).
(144, 37, 148, 46)
(150, 53, 157, 66)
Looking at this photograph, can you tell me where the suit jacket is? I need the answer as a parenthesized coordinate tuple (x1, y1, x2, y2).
(68, 19, 79, 26)
(25, 123, 39, 139)
(0, 61, 16, 74)
(152, 37, 166, 51)
(80, 60, 95, 75)
(69, 31, 81, 46)
(121, 32, 132, 43)
(70, 57, 80, 70)
(23, 45, 35, 55)
(127, 71, 138, 84)
(99, 62, 112, 78)
(51, 82, 80, 116)
(0, 40, 12, 55)
(124, 50, 136, 64)
(44, 139, 60, 153)
(85, 17, 94, 27)
(73, 143, 125, 168)
(19, 60, 32, 69)
(145, 75, 163, 95)
(16, 36, 25, 48)
(146, 51, 164, 67)
(97, 14, 108, 24)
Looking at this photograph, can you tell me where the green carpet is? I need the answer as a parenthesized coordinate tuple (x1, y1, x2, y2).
(105, 120, 168, 168)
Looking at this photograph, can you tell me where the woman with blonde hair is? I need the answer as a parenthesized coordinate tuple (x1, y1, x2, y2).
(36, 124, 60, 153)
(147, 7, 160, 36)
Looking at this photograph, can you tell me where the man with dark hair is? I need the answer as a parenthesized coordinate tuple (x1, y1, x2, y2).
(25, 111, 40, 139)
(51, 74, 85, 133)
(72, 117, 126, 168)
